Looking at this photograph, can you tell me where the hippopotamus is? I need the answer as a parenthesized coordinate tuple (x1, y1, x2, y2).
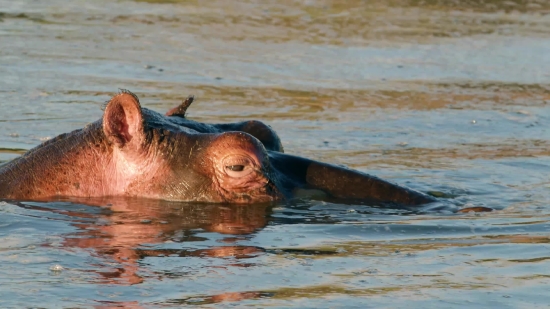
(0, 90, 436, 206)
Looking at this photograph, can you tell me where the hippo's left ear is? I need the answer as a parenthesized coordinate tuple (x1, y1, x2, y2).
(166, 95, 194, 118)
(103, 90, 145, 148)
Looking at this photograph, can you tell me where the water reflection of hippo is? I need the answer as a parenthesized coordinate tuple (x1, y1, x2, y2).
(0, 90, 435, 205)
(51, 198, 272, 285)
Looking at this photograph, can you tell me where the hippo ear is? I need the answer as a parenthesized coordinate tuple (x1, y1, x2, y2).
(103, 90, 145, 148)
(166, 95, 194, 118)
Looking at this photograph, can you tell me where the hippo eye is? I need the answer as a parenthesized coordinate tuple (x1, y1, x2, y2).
(226, 165, 245, 172)
(222, 155, 255, 178)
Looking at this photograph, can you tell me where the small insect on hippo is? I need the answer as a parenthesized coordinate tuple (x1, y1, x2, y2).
(0, 90, 436, 205)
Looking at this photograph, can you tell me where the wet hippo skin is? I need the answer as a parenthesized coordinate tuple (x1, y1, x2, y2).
(0, 90, 435, 205)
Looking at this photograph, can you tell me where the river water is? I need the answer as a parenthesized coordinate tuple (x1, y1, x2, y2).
(1, 0, 550, 308)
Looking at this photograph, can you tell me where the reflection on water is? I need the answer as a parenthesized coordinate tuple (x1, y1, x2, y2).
(1, 0, 550, 307)
(41, 198, 271, 285)
(1, 197, 550, 307)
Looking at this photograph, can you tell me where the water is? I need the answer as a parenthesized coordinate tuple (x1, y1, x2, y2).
(1, 0, 550, 307)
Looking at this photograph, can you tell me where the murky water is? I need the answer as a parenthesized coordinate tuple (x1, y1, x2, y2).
(1, 0, 550, 307)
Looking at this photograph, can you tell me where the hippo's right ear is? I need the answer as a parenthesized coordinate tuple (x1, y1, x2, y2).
(103, 90, 145, 148)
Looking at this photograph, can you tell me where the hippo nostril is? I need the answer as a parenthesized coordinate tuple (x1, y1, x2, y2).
(226, 165, 245, 172)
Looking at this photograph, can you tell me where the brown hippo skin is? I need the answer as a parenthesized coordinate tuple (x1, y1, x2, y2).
(0, 90, 435, 205)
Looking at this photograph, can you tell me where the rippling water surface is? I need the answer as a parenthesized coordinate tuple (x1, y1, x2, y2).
(1, 0, 550, 307)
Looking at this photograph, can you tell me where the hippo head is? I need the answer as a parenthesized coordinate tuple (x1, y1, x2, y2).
(102, 91, 282, 203)
(98, 90, 433, 205)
